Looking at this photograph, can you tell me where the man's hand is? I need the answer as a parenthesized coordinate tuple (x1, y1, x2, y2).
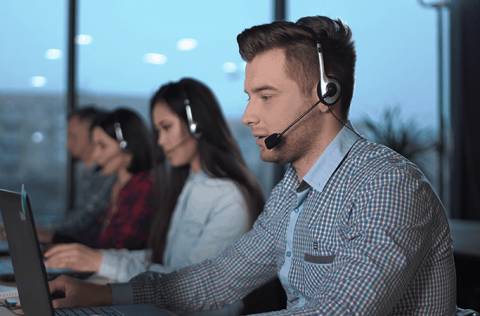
(44, 243, 102, 272)
(48, 275, 112, 308)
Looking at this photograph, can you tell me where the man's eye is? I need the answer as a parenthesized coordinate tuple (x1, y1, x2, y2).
(261, 95, 271, 101)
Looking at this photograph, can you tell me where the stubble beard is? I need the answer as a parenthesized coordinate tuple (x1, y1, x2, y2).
(259, 133, 303, 165)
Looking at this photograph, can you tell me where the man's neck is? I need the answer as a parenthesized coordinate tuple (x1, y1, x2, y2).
(292, 122, 342, 181)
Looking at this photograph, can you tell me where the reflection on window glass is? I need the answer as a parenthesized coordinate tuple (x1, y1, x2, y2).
(0, 1, 67, 223)
(77, 0, 276, 194)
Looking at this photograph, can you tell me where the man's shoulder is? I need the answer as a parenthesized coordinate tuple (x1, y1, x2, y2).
(346, 138, 423, 179)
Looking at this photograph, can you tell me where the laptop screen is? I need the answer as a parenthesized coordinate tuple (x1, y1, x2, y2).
(0, 188, 54, 316)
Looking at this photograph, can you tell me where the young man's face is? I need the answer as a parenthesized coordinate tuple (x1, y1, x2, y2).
(242, 48, 318, 164)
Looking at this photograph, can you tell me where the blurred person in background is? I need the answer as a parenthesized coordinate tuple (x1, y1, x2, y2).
(37, 106, 115, 246)
(48, 108, 156, 250)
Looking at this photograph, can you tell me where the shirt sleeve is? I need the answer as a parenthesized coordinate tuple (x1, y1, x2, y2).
(118, 186, 282, 313)
(250, 166, 456, 315)
(99, 249, 152, 282)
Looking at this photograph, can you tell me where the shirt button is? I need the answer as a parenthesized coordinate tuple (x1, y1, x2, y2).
(294, 208, 300, 213)
(286, 251, 292, 257)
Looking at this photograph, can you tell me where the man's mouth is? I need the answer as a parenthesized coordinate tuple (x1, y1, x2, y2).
(255, 135, 266, 140)
(254, 135, 267, 147)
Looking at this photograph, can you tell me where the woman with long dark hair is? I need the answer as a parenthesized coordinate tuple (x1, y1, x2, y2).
(45, 78, 264, 315)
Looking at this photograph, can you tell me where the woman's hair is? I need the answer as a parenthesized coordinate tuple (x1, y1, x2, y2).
(92, 108, 154, 174)
(148, 78, 265, 263)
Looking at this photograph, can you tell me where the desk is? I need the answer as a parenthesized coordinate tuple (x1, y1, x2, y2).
(0, 306, 17, 316)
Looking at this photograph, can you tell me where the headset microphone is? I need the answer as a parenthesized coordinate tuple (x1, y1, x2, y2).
(264, 100, 321, 149)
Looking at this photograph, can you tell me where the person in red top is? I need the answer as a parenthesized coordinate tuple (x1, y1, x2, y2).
(90, 108, 156, 250)
(51, 108, 156, 251)
(96, 169, 154, 249)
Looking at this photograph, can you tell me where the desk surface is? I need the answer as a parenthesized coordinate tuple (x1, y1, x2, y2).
(0, 306, 16, 316)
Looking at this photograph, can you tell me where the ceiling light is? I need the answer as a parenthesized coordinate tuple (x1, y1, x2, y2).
(31, 76, 47, 88)
(143, 53, 168, 65)
(177, 38, 198, 51)
(76, 34, 93, 45)
(45, 49, 62, 60)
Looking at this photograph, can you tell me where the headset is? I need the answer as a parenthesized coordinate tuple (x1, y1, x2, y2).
(113, 122, 128, 150)
(315, 39, 362, 139)
(181, 84, 201, 138)
(264, 38, 343, 149)
(316, 41, 341, 106)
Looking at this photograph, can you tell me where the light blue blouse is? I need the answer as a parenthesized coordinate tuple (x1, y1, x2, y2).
(99, 171, 251, 315)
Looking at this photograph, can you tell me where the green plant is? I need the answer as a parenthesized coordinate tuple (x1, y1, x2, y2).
(359, 106, 438, 163)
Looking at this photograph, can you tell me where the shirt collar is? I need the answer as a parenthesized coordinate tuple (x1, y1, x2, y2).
(303, 123, 361, 192)
(188, 169, 209, 183)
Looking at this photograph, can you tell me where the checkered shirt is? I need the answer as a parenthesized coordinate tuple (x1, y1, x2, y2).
(123, 128, 456, 315)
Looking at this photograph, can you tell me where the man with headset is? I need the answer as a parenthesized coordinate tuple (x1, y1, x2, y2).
(49, 16, 456, 315)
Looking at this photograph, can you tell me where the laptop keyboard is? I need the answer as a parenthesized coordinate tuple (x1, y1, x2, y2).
(55, 306, 125, 316)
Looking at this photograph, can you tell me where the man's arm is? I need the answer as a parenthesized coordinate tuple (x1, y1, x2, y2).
(49, 206, 279, 311)
(48, 182, 284, 311)
(130, 216, 277, 311)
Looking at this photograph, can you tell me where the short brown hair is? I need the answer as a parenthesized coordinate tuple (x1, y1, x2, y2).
(237, 16, 356, 119)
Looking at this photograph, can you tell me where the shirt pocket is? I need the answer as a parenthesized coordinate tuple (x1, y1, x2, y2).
(303, 253, 335, 297)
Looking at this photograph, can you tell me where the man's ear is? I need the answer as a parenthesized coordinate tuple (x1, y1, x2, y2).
(310, 84, 330, 113)
(318, 102, 332, 113)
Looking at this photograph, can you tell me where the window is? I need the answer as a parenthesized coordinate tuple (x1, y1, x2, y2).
(0, 1, 67, 225)
(77, 0, 276, 193)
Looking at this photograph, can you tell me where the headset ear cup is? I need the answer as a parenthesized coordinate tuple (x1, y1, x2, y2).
(185, 102, 199, 137)
(318, 79, 341, 106)
(315, 42, 342, 107)
(119, 140, 128, 150)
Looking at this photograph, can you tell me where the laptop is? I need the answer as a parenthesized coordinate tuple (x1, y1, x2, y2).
(0, 240, 8, 256)
(0, 188, 173, 316)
